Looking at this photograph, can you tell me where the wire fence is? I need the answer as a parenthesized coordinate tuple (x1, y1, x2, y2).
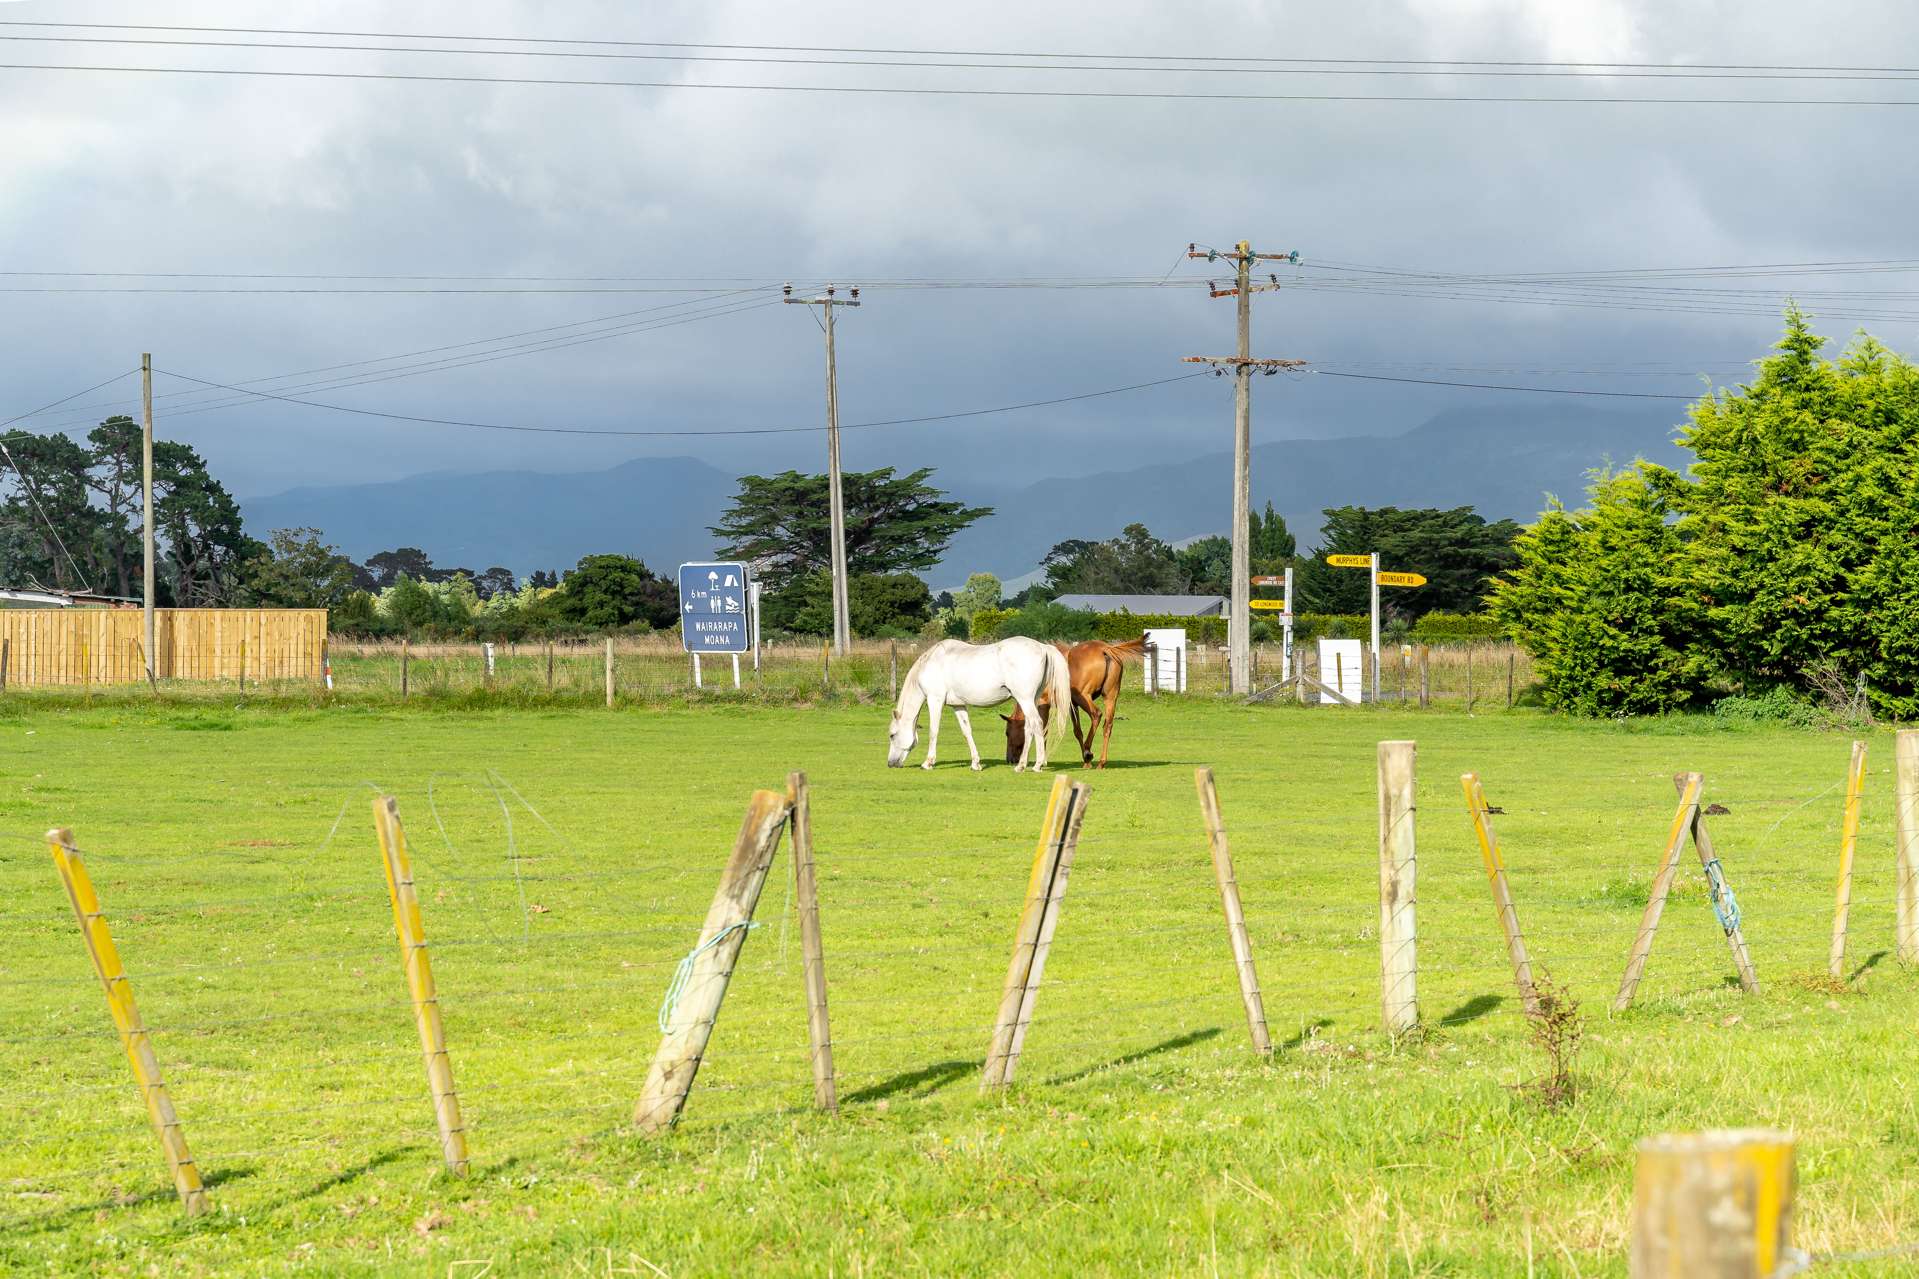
(0, 632, 1540, 710)
(2, 738, 1913, 1264)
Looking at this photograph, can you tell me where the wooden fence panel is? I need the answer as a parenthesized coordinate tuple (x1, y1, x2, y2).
(0, 609, 326, 686)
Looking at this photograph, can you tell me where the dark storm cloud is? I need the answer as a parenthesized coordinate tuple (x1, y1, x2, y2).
(2, 0, 1915, 499)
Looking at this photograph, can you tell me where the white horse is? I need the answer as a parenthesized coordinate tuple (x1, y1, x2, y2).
(887, 638, 1073, 772)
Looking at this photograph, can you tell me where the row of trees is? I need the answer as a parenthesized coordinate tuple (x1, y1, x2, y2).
(1017, 505, 1515, 616)
(1494, 312, 1919, 719)
(6, 413, 1516, 648)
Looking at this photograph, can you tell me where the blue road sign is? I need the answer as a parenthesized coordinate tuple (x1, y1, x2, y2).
(677, 562, 751, 653)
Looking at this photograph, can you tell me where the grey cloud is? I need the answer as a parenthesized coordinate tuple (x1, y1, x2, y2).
(1, 0, 1912, 504)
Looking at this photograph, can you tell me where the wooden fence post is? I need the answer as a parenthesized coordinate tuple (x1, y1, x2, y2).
(984, 775, 1078, 1088)
(635, 789, 790, 1133)
(604, 636, 615, 708)
(2, 634, 11, 691)
(1417, 645, 1430, 709)
(49, 828, 208, 1215)
(1464, 646, 1474, 713)
(545, 639, 555, 693)
(1506, 652, 1515, 709)
(1002, 779, 1089, 1082)
(371, 797, 468, 1174)
(1194, 767, 1272, 1054)
(1896, 729, 1919, 964)
(889, 642, 898, 701)
(1614, 774, 1704, 1013)
(1377, 740, 1418, 1034)
(821, 640, 831, 691)
(1461, 774, 1538, 1014)
(1830, 740, 1868, 979)
(400, 637, 410, 701)
(786, 772, 837, 1112)
(1631, 1130, 1795, 1278)
(1679, 774, 1759, 997)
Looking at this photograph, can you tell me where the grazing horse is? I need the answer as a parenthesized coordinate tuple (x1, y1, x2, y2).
(1002, 636, 1147, 769)
(887, 638, 1073, 772)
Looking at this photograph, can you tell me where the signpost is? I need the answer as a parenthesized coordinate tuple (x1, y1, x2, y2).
(677, 562, 751, 690)
(1325, 554, 1427, 702)
(1250, 571, 1293, 680)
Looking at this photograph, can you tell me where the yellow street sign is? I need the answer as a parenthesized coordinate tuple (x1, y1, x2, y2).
(1377, 571, 1427, 588)
(1249, 599, 1288, 611)
(1326, 554, 1371, 568)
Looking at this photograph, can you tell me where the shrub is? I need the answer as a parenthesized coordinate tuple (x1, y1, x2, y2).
(1291, 613, 1370, 644)
(1411, 612, 1506, 644)
(999, 602, 1100, 643)
(1091, 612, 1225, 645)
(1711, 687, 1819, 727)
(969, 606, 1016, 641)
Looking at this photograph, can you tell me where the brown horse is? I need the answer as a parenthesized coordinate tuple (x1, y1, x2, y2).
(1002, 637, 1147, 769)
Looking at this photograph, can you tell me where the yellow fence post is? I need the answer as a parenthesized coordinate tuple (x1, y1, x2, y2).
(1896, 730, 1919, 963)
(1631, 1129, 1795, 1277)
(47, 828, 207, 1216)
(1462, 772, 1539, 1015)
(372, 797, 469, 1174)
(984, 775, 1086, 1089)
(1614, 774, 1704, 1014)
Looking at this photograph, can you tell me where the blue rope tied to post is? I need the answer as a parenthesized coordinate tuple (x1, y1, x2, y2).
(1703, 858, 1741, 934)
(657, 921, 758, 1033)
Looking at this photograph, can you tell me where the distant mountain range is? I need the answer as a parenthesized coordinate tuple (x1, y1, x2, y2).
(241, 403, 1683, 587)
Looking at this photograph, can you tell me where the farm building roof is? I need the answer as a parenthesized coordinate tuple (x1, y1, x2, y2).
(1051, 594, 1226, 616)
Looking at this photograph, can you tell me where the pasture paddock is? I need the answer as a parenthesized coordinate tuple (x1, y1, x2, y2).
(2, 697, 1915, 1276)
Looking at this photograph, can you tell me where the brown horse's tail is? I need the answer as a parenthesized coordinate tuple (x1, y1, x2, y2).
(1103, 636, 1149, 667)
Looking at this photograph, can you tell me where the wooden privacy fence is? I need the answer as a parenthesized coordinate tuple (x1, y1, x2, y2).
(0, 608, 327, 687)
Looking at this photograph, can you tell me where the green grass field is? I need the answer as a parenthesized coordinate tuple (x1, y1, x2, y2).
(3, 695, 1915, 1276)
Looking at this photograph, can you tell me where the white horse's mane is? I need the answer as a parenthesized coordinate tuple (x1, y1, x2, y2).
(891, 641, 949, 721)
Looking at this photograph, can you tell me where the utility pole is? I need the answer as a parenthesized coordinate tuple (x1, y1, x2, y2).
(783, 284, 861, 656)
(1183, 242, 1304, 696)
(141, 353, 156, 691)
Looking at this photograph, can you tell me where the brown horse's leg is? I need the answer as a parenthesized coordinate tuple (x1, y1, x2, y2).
(1099, 662, 1122, 769)
(1071, 689, 1098, 766)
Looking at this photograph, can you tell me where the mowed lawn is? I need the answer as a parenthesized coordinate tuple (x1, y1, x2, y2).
(2, 695, 1915, 1277)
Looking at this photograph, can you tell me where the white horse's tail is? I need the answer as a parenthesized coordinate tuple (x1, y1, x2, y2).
(1042, 643, 1073, 749)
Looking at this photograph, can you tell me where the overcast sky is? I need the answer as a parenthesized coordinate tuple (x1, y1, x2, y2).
(3, 0, 1916, 499)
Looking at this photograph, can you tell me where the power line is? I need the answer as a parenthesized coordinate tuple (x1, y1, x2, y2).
(23, 292, 786, 432)
(7, 33, 1919, 83)
(1313, 369, 1699, 399)
(6, 62, 1919, 106)
(0, 368, 136, 428)
(7, 22, 1919, 76)
(150, 367, 1211, 438)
